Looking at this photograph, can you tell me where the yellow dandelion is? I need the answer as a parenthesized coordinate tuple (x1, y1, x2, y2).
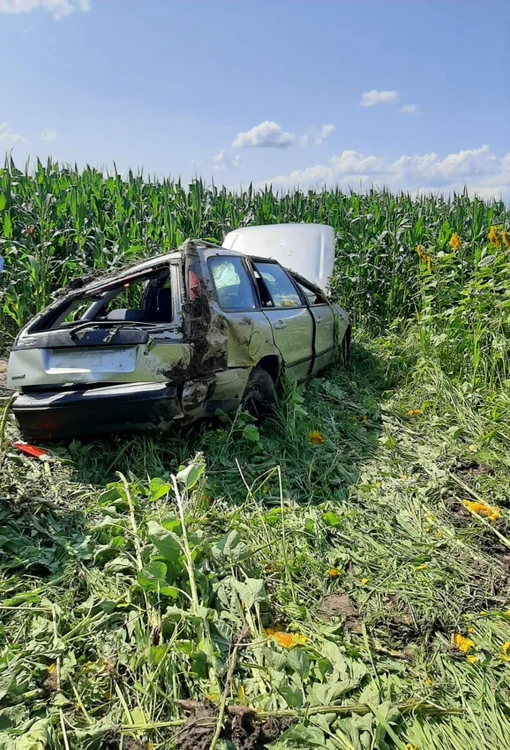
(466, 655, 477, 664)
(468, 444, 477, 453)
(504, 610, 510, 617)
(265, 628, 307, 649)
(502, 230, 510, 250)
(502, 642, 510, 653)
(449, 233, 460, 251)
(415, 564, 428, 571)
(453, 633, 474, 653)
(488, 225, 500, 246)
(480, 610, 488, 616)
(425, 677, 432, 686)
(360, 577, 368, 586)
(461, 499, 500, 522)
(308, 430, 324, 445)
(47, 663, 56, 675)
(206, 693, 219, 702)
(467, 626, 474, 634)
(326, 568, 340, 578)
(408, 409, 421, 416)
(406, 744, 418, 750)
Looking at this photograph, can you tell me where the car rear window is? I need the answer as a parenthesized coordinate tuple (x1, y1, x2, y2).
(209, 256, 257, 310)
(253, 262, 301, 308)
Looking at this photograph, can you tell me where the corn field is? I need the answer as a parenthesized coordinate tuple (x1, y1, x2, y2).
(1, 157, 509, 350)
(3, 158, 510, 750)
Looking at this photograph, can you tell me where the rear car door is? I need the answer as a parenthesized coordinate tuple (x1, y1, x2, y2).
(252, 260, 313, 382)
(293, 276, 336, 373)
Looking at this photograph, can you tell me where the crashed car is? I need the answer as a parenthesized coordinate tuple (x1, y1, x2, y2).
(7, 223, 350, 439)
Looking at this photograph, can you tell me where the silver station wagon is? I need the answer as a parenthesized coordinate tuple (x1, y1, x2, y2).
(7, 223, 350, 439)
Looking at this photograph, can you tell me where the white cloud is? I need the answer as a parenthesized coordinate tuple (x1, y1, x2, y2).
(314, 124, 336, 146)
(0, 0, 89, 19)
(360, 90, 399, 107)
(212, 149, 244, 171)
(233, 121, 298, 149)
(262, 144, 510, 199)
(40, 128, 58, 142)
(0, 122, 26, 144)
(400, 104, 419, 115)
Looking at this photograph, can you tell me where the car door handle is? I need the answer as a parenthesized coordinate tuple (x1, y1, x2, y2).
(316, 316, 324, 324)
(274, 321, 288, 329)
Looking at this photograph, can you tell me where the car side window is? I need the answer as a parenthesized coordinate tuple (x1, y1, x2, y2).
(253, 262, 301, 308)
(209, 256, 257, 310)
(294, 278, 327, 306)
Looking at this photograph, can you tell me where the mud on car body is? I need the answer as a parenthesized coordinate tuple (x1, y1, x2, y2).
(7, 231, 350, 440)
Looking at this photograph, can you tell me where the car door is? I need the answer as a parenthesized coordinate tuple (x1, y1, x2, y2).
(252, 260, 313, 382)
(293, 276, 336, 373)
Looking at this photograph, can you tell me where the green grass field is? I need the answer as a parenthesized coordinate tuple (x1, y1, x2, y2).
(1, 160, 510, 750)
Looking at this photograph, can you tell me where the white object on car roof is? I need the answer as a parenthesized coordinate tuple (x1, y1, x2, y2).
(223, 223, 335, 292)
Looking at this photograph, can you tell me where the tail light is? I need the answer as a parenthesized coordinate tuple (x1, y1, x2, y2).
(188, 270, 202, 301)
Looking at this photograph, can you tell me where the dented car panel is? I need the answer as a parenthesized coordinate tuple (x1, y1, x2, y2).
(7, 232, 350, 440)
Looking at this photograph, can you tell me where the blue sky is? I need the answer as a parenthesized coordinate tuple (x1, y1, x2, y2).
(0, 0, 509, 197)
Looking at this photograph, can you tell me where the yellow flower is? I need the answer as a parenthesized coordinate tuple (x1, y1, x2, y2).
(461, 499, 500, 522)
(449, 233, 460, 251)
(408, 409, 421, 416)
(308, 430, 323, 446)
(326, 568, 340, 578)
(466, 655, 477, 664)
(415, 564, 428, 571)
(425, 677, 432, 686)
(415, 244, 426, 261)
(467, 626, 474, 634)
(468, 444, 477, 453)
(406, 744, 418, 750)
(505, 610, 510, 617)
(502, 642, 510, 653)
(502, 230, 510, 250)
(360, 577, 368, 585)
(206, 693, 219, 702)
(415, 245, 432, 271)
(488, 225, 500, 246)
(265, 628, 307, 649)
(453, 633, 474, 653)
(480, 610, 488, 616)
(402, 474, 408, 480)
(47, 663, 56, 675)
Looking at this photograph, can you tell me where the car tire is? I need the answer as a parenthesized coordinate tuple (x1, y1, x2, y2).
(241, 366, 275, 420)
(340, 328, 351, 365)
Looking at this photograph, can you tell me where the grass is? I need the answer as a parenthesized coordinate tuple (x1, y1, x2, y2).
(2, 337, 510, 749)
(1, 162, 510, 748)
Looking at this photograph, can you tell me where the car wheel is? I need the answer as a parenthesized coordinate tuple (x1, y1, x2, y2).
(241, 366, 275, 420)
(340, 328, 350, 365)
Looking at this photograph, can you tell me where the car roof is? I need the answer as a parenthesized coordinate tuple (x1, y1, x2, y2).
(80, 241, 244, 293)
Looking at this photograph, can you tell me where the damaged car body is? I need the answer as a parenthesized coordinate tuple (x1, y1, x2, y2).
(7, 226, 350, 439)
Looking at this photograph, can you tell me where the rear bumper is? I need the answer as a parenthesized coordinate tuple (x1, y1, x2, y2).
(12, 382, 183, 440)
